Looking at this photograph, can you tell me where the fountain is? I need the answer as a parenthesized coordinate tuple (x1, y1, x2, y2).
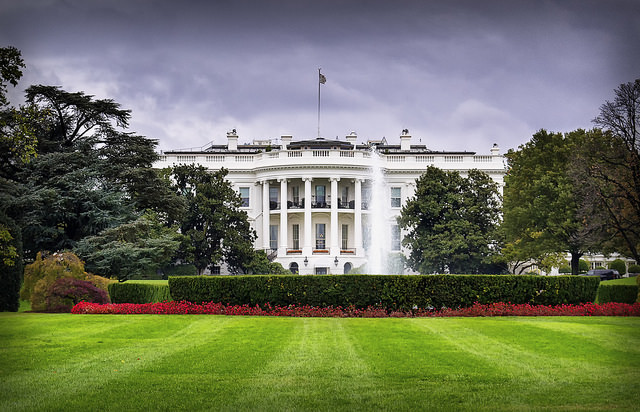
(366, 149, 390, 274)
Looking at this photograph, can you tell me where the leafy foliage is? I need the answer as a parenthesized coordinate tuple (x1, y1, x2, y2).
(108, 282, 171, 304)
(596, 284, 638, 304)
(398, 167, 502, 274)
(502, 130, 592, 274)
(74, 212, 183, 281)
(608, 259, 627, 275)
(168, 274, 599, 310)
(45, 277, 109, 313)
(20, 251, 88, 311)
(170, 164, 256, 275)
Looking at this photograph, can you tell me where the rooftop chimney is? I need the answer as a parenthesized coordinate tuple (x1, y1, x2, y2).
(227, 129, 238, 151)
(281, 135, 293, 149)
(346, 131, 357, 147)
(491, 143, 500, 156)
(400, 129, 411, 151)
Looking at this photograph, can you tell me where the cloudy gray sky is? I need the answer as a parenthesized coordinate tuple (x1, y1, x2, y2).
(2, 0, 639, 154)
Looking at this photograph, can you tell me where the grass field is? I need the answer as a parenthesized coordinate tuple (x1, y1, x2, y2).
(603, 276, 639, 285)
(1, 313, 639, 411)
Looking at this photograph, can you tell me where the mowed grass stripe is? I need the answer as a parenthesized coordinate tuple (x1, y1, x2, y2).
(1, 314, 639, 411)
(229, 318, 378, 411)
(411, 317, 639, 410)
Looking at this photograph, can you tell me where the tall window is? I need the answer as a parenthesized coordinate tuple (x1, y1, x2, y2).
(269, 225, 278, 250)
(292, 186, 300, 205)
(391, 187, 401, 208)
(391, 225, 401, 251)
(315, 223, 326, 249)
(239, 187, 250, 207)
(292, 224, 300, 249)
(341, 186, 349, 205)
(315, 185, 326, 206)
(341, 224, 349, 249)
(269, 187, 279, 209)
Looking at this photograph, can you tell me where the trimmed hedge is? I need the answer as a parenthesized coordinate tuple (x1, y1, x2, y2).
(596, 284, 639, 304)
(108, 282, 171, 304)
(168, 275, 600, 310)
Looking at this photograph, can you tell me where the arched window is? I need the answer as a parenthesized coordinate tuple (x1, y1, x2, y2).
(289, 262, 299, 275)
(343, 262, 352, 274)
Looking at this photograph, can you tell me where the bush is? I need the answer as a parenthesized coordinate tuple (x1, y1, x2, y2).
(108, 282, 172, 304)
(45, 278, 109, 312)
(558, 265, 571, 274)
(0, 218, 23, 312)
(21, 251, 89, 311)
(628, 264, 640, 275)
(596, 284, 639, 304)
(607, 259, 627, 275)
(168, 275, 600, 310)
(579, 259, 590, 273)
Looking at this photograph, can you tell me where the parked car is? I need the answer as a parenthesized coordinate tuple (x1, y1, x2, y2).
(583, 269, 621, 281)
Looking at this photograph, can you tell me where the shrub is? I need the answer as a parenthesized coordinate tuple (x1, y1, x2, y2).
(596, 284, 639, 304)
(108, 282, 171, 304)
(45, 278, 109, 312)
(84, 273, 116, 301)
(558, 265, 571, 274)
(21, 251, 88, 311)
(607, 259, 627, 275)
(168, 275, 600, 310)
(579, 259, 589, 273)
(628, 264, 640, 275)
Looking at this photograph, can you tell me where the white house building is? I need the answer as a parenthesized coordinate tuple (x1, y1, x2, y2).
(154, 130, 506, 275)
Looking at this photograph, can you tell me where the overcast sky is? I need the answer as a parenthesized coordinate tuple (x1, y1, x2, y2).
(2, 0, 639, 154)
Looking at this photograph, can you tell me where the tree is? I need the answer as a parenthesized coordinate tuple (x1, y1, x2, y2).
(4, 85, 182, 257)
(570, 79, 640, 262)
(502, 130, 591, 275)
(74, 212, 184, 281)
(398, 167, 502, 274)
(171, 164, 257, 275)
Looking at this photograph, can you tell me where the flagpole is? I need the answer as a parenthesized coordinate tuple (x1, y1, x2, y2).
(317, 68, 321, 138)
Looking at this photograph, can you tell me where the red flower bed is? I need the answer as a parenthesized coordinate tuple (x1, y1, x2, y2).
(71, 301, 640, 317)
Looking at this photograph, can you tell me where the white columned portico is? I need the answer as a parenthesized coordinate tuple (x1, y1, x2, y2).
(354, 178, 363, 255)
(329, 177, 339, 256)
(262, 180, 270, 251)
(303, 177, 312, 256)
(278, 178, 288, 256)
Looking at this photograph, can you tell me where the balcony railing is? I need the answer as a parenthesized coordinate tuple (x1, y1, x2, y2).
(340, 248, 356, 255)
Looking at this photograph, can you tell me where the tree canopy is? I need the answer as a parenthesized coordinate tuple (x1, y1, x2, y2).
(502, 129, 592, 274)
(398, 167, 502, 274)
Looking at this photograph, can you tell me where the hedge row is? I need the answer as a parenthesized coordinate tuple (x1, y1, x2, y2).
(168, 275, 599, 310)
(596, 284, 639, 304)
(108, 282, 171, 304)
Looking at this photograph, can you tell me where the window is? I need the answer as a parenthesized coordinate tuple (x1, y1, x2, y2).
(341, 186, 349, 204)
(269, 187, 279, 209)
(391, 225, 401, 251)
(391, 187, 401, 208)
(289, 262, 299, 275)
(239, 187, 250, 207)
(269, 225, 278, 250)
(315, 267, 328, 275)
(315, 185, 326, 206)
(211, 266, 221, 275)
(341, 224, 349, 250)
(292, 224, 300, 249)
(292, 186, 300, 204)
(315, 223, 326, 249)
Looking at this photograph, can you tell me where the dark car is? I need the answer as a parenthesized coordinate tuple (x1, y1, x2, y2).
(584, 269, 621, 281)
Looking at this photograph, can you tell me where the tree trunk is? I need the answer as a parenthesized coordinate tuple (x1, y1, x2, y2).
(570, 252, 583, 275)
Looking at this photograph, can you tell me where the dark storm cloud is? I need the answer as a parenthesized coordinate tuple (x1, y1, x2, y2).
(1, 0, 639, 153)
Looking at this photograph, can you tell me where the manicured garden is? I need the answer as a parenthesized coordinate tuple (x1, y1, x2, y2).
(1, 313, 639, 411)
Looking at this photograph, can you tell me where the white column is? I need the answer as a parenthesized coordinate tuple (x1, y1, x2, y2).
(303, 177, 312, 256)
(279, 178, 288, 256)
(262, 180, 270, 251)
(330, 177, 339, 256)
(354, 178, 363, 255)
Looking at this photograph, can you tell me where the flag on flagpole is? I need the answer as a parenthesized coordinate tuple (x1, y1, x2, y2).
(319, 72, 326, 84)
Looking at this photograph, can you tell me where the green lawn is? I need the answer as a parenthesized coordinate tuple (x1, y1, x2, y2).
(1, 313, 638, 411)
(603, 276, 639, 285)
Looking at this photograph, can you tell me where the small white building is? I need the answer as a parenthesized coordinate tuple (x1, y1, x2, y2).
(154, 130, 506, 275)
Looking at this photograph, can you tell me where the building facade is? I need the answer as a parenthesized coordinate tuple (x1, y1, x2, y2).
(154, 131, 506, 275)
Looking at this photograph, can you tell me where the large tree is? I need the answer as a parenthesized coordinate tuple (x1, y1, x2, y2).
(570, 79, 640, 262)
(502, 129, 592, 274)
(398, 167, 502, 274)
(5, 85, 183, 256)
(171, 164, 257, 275)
